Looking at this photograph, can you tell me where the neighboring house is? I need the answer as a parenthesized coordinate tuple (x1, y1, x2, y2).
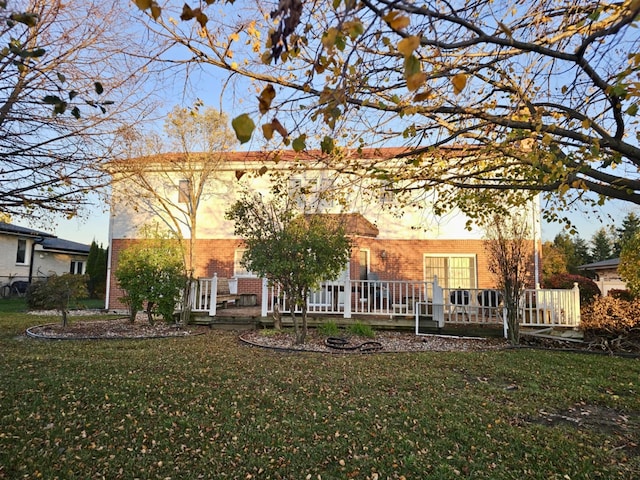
(0, 222, 90, 294)
(106, 148, 542, 312)
(578, 258, 626, 296)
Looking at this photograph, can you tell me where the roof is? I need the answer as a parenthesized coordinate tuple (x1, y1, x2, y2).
(304, 213, 379, 237)
(0, 221, 55, 239)
(107, 145, 483, 172)
(40, 237, 91, 255)
(0, 221, 90, 254)
(577, 258, 620, 271)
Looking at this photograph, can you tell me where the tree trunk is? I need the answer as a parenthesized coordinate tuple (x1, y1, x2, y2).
(179, 277, 193, 325)
(146, 301, 155, 325)
(273, 301, 282, 330)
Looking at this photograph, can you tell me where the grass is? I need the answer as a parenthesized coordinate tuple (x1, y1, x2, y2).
(1, 306, 639, 479)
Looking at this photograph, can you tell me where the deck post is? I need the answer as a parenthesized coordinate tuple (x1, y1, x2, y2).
(261, 278, 269, 317)
(343, 262, 352, 319)
(432, 276, 445, 329)
(209, 274, 217, 317)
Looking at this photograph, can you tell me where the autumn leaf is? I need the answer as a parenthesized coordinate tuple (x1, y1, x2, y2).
(235, 170, 246, 180)
(271, 118, 288, 138)
(397, 36, 420, 57)
(452, 73, 467, 94)
(262, 122, 275, 140)
(292, 134, 307, 152)
(134, 0, 153, 10)
(231, 113, 255, 144)
(406, 72, 426, 92)
(258, 84, 276, 114)
(383, 11, 410, 30)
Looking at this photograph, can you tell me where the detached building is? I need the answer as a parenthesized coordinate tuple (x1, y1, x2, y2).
(0, 221, 90, 294)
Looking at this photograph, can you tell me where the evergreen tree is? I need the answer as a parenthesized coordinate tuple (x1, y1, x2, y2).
(553, 233, 590, 274)
(590, 228, 613, 262)
(613, 212, 640, 257)
(86, 241, 108, 299)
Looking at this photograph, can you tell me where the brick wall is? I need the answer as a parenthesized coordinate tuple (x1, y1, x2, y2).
(108, 237, 537, 310)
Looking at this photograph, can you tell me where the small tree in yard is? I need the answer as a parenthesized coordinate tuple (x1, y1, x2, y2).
(226, 193, 352, 344)
(115, 226, 186, 324)
(619, 232, 640, 299)
(26, 274, 88, 327)
(484, 213, 534, 345)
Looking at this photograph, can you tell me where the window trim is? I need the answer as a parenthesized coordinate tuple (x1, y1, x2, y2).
(423, 254, 477, 289)
(16, 238, 27, 265)
(233, 248, 257, 278)
(178, 179, 190, 204)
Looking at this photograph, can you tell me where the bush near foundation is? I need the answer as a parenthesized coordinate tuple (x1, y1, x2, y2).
(543, 273, 600, 304)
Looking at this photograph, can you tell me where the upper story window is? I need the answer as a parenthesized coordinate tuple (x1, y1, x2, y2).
(178, 179, 190, 203)
(16, 239, 27, 264)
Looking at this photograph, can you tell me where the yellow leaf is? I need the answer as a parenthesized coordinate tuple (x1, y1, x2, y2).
(397, 36, 420, 57)
(581, 118, 590, 129)
(322, 28, 339, 50)
(262, 122, 274, 140)
(134, 0, 153, 10)
(230, 32, 240, 42)
(452, 73, 467, 94)
(406, 72, 426, 92)
(258, 84, 276, 114)
(383, 11, 410, 30)
(413, 89, 434, 102)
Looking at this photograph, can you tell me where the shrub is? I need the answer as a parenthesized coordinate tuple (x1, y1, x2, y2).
(608, 289, 635, 301)
(543, 273, 601, 304)
(318, 320, 341, 336)
(580, 295, 640, 337)
(347, 322, 375, 338)
(26, 274, 89, 327)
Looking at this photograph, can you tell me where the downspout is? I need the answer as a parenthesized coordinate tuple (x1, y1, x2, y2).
(28, 236, 44, 283)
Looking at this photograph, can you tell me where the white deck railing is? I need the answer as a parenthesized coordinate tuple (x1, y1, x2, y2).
(192, 276, 581, 331)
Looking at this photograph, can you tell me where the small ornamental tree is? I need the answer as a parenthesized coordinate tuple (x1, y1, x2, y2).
(26, 274, 88, 327)
(483, 213, 533, 345)
(619, 232, 640, 299)
(115, 226, 186, 324)
(226, 193, 352, 344)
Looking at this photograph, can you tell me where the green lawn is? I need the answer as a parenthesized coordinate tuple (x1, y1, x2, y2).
(1, 310, 638, 479)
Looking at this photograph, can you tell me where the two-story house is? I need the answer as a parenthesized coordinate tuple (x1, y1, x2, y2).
(106, 148, 542, 315)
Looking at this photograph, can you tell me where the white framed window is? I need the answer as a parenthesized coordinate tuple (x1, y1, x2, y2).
(178, 179, 190, 204)
(16, 239, 27, 264)
(288, 177, 305, 209)
(70, 261, 85, 275)
(379, 182, 396, 205)
(234, 249, 256, 277)
(424, 254, 477, 289)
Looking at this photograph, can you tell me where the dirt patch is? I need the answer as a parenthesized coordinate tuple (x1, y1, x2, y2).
(528, 404, 640, 457)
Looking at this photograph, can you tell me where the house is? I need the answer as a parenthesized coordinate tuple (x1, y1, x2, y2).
(0, 222, 91, 295)
(578, 258, 626, 295)
(106, 147, 542, 317)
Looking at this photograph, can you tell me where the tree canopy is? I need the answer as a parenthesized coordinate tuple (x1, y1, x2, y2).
(1, 1, 160, 221)
(226, 192, 352, 343)
(135, 0, 640, 223)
